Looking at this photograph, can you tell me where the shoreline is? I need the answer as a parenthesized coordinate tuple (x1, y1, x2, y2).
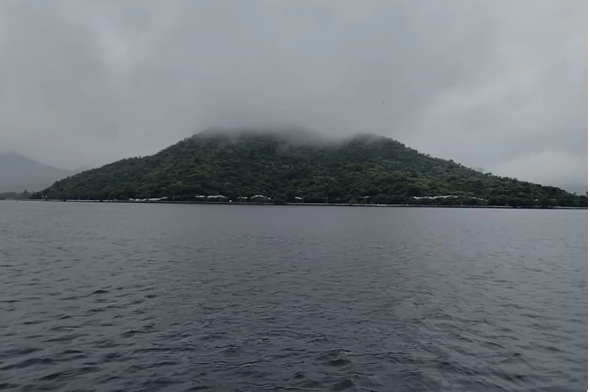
(11, 199, 588, 210)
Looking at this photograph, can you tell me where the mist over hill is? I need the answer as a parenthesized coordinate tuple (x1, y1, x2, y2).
(37, 128, 586, 207)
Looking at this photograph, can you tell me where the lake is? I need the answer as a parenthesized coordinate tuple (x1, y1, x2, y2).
(0, 202, 587, 391)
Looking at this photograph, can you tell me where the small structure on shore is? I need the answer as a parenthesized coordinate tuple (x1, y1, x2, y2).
(250, 194, 270, 202)
(206, 194, 228, 202)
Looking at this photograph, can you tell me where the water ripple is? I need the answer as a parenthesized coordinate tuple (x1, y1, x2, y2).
(0, 202, 586, 391)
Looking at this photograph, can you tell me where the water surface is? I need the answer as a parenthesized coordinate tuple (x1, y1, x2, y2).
(0, 202, 587, 391)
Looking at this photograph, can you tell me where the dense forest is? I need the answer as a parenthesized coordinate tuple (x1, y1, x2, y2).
(35, 129, 587, 207)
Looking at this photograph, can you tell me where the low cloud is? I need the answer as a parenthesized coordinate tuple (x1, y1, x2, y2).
(0, 0, 586, 190)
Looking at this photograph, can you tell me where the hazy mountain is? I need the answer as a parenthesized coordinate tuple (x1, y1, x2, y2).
(0, 152, 74, 193)
(38, 129, 585, 207)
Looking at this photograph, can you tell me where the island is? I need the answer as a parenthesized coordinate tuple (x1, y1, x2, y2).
(33, 128, 587, 208)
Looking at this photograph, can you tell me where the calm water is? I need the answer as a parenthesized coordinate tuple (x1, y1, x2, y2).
(0, 202, 586, 391)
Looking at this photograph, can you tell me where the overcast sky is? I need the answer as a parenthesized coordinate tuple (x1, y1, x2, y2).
(0, 0, 587, 190)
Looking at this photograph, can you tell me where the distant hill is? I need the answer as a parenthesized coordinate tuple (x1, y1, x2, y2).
(0, 152, 74, 193)
(37, 129, 586, 207)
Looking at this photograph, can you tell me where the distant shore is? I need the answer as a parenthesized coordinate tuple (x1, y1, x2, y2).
(10, 199, 588, 210)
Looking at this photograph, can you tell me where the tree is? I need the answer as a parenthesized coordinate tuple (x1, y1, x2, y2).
(273, 192, 287, 205)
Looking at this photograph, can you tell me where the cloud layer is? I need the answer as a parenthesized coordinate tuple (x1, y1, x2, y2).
(0, 0, 586, 190)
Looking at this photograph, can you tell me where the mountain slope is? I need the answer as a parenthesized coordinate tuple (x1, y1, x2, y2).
(37, 130, 586, 207)
(0, 152, 74, 193)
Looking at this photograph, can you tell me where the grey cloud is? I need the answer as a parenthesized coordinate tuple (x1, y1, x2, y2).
(0, 0, 586, 190)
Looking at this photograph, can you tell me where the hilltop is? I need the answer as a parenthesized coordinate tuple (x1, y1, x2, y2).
(36, 129, 586, 207)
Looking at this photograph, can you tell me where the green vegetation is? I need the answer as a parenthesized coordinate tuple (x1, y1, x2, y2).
(35, 130, 587, 208)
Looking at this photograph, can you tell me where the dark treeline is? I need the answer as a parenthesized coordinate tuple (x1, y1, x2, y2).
(0, 190, 31, 200)
(34, 131, 587, 208)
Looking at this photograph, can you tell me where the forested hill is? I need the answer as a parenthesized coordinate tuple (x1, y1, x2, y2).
(36, 129, 586, 207)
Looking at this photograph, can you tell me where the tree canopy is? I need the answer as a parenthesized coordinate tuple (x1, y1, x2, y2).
(35, 130, 587, 208)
